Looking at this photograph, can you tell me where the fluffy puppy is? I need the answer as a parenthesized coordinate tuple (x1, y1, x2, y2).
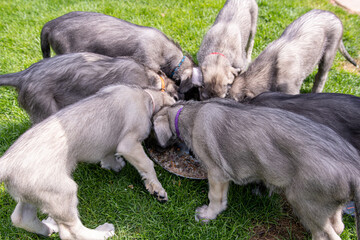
(0, 85, 175, 239)
(229, 9, 358, 101)
(0, 52, 178, 124)
(153, 99, 360, 240)
(40, 11, 200, 93)
(197, 0, 258, 99)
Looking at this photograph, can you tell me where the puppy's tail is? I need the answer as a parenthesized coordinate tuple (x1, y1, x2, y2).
(338, 40, 358, 68)
(40, 26, 51, 58)
(0, 72, 21, 88)
(353, 179, 360, 240)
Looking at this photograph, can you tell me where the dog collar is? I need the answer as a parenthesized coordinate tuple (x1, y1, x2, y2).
(170, 56, 186, 78)
(159, 76, 165, 92)
(210, 52, 227, 58)
(175, 107, 183, 140)
(144, 89, 156, 113)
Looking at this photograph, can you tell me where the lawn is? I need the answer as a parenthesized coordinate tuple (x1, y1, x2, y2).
(0, 0, 359, 239)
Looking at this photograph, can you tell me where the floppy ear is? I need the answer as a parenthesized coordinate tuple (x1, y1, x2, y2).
(153, 112, 173, 147)
(179, 67, 203, 93)
(178, 69, 193, 93)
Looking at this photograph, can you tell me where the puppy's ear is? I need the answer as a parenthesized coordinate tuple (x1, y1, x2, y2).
(153, 111, 173, 147)
(178, 69, 193, 94)
(179, 67, 203, 94)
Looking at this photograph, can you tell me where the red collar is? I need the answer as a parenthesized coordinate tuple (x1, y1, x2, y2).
(210, 52, 226, 58)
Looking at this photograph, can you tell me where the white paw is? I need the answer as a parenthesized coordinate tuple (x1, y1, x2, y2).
(195, 205, 218, 223)
(42, 217, 59, 234)
(145, 180, 168, 202)
(95, 223, 115, 239)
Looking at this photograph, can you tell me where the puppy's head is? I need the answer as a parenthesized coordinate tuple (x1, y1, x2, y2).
(161, 91, 177, 107)
(146, 70, 181, 100)
(178, 66, 203, 95)
(153, 106, 175, 147)
(200, 58, 240, 100)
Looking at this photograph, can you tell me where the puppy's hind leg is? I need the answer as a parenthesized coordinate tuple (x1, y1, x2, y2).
(285, 187, 341, 240)
(42, 176, 114, 239)
(29, 97, 59, 124)
(11, 201, 55, 236)
(245, 6, 258, 65)
(330, 206, 344, 235)
(195, 169, 229, 223)
(117, 139, 168, 202)
(312, 40, 339, 93)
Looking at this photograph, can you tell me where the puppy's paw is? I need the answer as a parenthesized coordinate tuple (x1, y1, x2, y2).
(101, 156, 126, 172)
(42, 217, 59, 234)
(145, 181, 168, 203)
(195, 205, 218, 223)
(95, 223, 115, 238)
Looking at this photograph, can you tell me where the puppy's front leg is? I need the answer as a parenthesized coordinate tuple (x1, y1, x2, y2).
(195, 171, 229, 223)
(117, 140, 168, 202)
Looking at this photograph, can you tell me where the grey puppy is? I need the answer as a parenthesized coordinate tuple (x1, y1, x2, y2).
(0, 52, 178, 124)
(0, 84, 175, 239)
(40, 11, 201, 93)
(197, 0, 258, 99)
(229, 9, 358, 101)
(153, 99, 360, 240)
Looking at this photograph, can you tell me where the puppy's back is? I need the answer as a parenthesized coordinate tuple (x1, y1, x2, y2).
(247, 92, 360, 151)
(0, 85, 148, 177)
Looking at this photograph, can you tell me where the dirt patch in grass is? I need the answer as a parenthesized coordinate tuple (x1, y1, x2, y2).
(250, 216, 308, 240)
(338, 57, 360, 75)
(250, 197, 309, 240)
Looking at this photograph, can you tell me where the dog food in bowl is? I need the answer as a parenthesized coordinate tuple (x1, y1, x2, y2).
(144, 140, 207, 180)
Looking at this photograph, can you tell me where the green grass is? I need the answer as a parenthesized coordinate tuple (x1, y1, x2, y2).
(0, 0, 359, 239)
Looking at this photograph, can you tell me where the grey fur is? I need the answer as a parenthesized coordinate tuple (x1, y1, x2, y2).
(40, 11, 197, 92)
(245, 92, 360, 153)
(0, 85, 175, 239)
(153, 99, 360, 240)
(0, 52, 179, 124)
(197, 0, 258, 99)
(229, 9, 358, 101)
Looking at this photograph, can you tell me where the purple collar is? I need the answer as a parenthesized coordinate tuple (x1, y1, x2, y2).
(175, 107, 183, 140)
